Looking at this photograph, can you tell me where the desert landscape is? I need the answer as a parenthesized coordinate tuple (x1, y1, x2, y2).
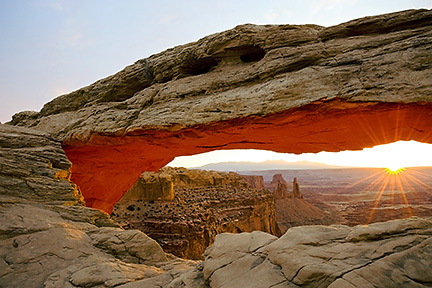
(1, 8, 431, 288)
(111, 165, 432, 260)
(111, 167, 281, 259)
(242, 167, 432, 225)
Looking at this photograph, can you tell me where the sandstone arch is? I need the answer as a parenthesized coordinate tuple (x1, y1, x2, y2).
(12, 9, 432, 213)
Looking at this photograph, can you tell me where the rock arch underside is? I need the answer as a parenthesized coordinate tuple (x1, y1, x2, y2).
(13, 9, 432, 214)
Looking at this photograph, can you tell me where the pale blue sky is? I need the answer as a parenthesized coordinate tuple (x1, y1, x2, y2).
(1, 0, 431, 123)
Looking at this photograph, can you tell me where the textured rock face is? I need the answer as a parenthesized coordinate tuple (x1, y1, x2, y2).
(10, 9, 432, 213)
(112, 167, 280, 259)
(268, 174, 289, 192)
(0, 124, 83, 205)
(199, 217, 432, 288)
(122, 170, 175, 202)
(292, 178, 303, 199)
(273, 181, 290, 199)
(0, 124, 200, 288)
(242, 175, 266, 190)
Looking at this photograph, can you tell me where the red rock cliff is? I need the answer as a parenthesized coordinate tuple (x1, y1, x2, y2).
(112, 167, 281, 259)
(242, 175, 266, 190)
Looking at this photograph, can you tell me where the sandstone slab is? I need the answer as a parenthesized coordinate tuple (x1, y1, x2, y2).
(199, 218, 432, 288)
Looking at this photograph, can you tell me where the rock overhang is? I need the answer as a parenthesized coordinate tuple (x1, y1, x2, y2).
(11, 9, 432, 213)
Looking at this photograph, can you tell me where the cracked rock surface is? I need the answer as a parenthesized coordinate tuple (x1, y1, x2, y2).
(199, 219, 432, 288)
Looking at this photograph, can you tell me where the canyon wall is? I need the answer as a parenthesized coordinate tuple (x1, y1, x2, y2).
(240, 175, 266, 190)
(112, 167, 281, 259)
(10, 9, 432, 213)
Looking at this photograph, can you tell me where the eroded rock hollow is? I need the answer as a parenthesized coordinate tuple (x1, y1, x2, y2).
(12, 9, 432, 213)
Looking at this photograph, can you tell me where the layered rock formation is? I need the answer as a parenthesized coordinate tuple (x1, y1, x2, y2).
(112, 167, 280, 259)
(268, 174, 289, 192)
(121, 170, 175, 202)
(292, 178, 303, 199)
(0, 124, 201, 288)
(11, 9, 432, 213)
(242, 175, 266, 190)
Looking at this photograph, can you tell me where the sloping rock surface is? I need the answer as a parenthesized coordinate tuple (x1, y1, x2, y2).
(199, 218, 432, 288)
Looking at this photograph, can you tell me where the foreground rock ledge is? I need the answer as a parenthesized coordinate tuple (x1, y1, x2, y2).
(12, 9, 432, 213)
(201, 218, 432, 288)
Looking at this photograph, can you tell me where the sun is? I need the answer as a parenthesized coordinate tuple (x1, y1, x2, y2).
(385, 165, 405, 175)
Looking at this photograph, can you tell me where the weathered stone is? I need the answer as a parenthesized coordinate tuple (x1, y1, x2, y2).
(273, 180, 289, 199)
(292, 178, 302, 199)
(123, 170, 175, 202)
(268, 174, 289, 192)
(9, 9, 432, 213)
(242, 175, 266, 190)
(199, 217, 432, 287)
(0, 124, 82, 205)
(2, 9, 432, 288)
(0, 124, 198, 288)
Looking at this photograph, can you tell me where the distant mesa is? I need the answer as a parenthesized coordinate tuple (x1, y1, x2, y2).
(242, 175, 266, 190)
(267, 173, 289, 191)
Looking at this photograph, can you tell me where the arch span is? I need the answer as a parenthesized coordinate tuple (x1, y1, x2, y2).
(63, 98, 432, 213)
(11, 10, 432, 213)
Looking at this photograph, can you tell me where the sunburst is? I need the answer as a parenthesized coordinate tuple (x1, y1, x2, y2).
(385, 167, 405, 175)
(339, 167, 432, 225)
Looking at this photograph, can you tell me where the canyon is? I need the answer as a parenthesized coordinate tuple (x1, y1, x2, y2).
(1, 124, 431, 287)
(112, 167, 281, 259)
(1, 9, 432, 287)
(242, 167, 432, 226)
(112, 168, 341, 259)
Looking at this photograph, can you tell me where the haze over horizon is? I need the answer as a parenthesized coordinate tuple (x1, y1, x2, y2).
(168, 141, 432, 170)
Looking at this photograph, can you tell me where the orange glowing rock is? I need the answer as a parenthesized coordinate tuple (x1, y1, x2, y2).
(63, 99, 432, 213)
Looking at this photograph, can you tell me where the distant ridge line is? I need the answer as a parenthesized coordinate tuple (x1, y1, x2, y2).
(189, 160, 355, 172)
